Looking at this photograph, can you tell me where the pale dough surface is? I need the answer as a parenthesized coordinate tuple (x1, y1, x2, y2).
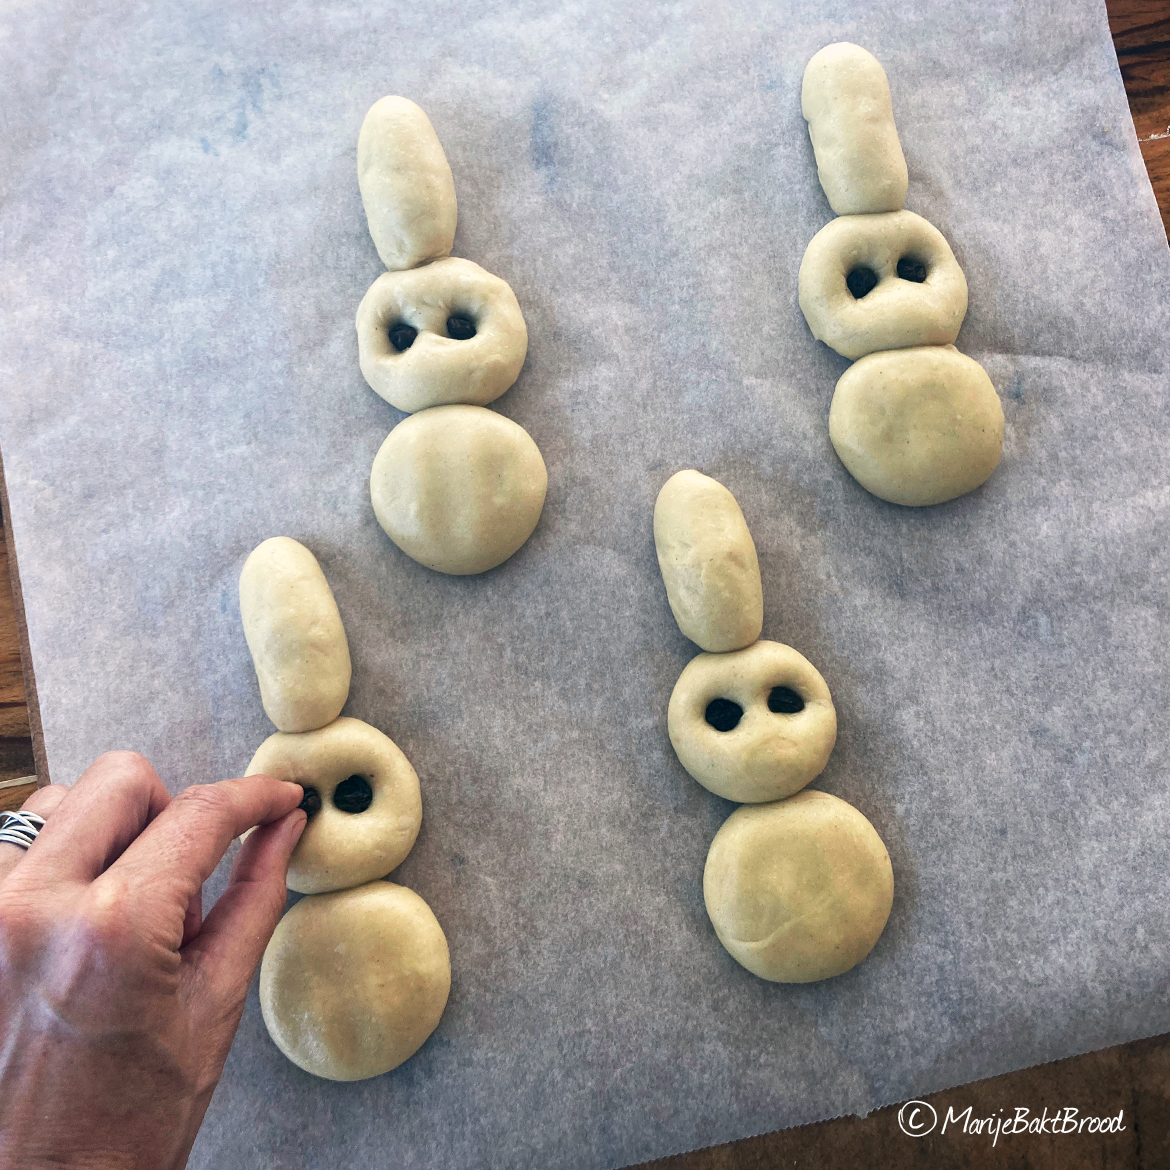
(247, 717, 422, 894)
(801, 42, 908, 216)
(356, 257, 528, 413)
(238, 537, 351, 733)
(370, 404, 547, 576)
(260, 881, 451, 1081)
(358, 96, 457, 272)
(668, 641, 836, 804)
(704, 790, 894, 983)
(798, 210, 968, 360)
(653, 470, 763, 653)
(830, 345, 1004, 506)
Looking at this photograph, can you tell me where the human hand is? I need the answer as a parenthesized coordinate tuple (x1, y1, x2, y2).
(0, 751, 306, 1170)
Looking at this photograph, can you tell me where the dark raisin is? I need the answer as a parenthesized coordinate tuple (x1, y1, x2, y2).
(446, 314, 476, 340)
(846, 266, 879, 299)
(896, 257, 928, 283)
(705, 698, 744, 732)
(333, 775, 373, 814)
(298, 786, 322, 817)
(768, 686, 805, 715)
(388, 322, 417, 352)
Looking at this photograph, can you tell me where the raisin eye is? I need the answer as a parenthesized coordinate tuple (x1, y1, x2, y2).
(333, 775, 373, 814)
(388, 322, 417, 352)
(298, 786, 322, 817)
(846, 267, 879, 299)
(768, 686, 805, 715)
(896, 257, 928, 283)
(446, 315, 476, 340)
(705, 698, 743, 732)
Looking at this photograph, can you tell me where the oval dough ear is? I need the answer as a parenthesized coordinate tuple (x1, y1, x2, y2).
(358, 96, 457, 272)
(239, 537, 352, 732)
(653, 470, 763, 653)
(801, 42, 908, 215)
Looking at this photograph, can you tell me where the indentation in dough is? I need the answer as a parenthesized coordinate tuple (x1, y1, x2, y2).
(247, 717, 422, 894)
(798, 210, 968, 360)
(356, 258, 528, 413)
(668, 641, 836, 804)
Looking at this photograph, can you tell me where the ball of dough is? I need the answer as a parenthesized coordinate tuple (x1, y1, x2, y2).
(830, 345, 1004, 506)
(370, 404, 547, 576)
(260, 881, 451, 1081)
(358, 96, 457, 272)
(668, 641, 837, 804)
(798, 210, 968, 360)
(704, 790, 893, 983)
(356, 258, 528, 413)
(802, 42, 908, 215)
(247, 717, 422, 895)
(238, 537, 352, 733)
(654, 470, 763, 653)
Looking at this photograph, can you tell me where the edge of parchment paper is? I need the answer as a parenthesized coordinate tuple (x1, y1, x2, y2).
(0, 446, 50, 787)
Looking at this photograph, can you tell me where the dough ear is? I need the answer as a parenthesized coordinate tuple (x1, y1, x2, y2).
(653, 470, 763, 653)
(358, 96, 458, 271)
(801, 43, 908, 216)
(239, 537, 352, 732)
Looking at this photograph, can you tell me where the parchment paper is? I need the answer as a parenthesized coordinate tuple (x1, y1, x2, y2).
(2, 0, 1169, 1165)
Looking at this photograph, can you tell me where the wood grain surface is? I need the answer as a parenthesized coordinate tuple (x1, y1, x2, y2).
(1, 2, 1167, 1164)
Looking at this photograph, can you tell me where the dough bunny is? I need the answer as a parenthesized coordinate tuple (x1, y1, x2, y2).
(654, 471, 892, 982)
(798, 44, 1003, 507)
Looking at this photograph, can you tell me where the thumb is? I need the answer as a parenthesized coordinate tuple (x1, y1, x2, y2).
(180, 809, 306, 1029)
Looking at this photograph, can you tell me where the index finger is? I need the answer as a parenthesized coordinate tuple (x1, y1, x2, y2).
(105, 775, 304, 907)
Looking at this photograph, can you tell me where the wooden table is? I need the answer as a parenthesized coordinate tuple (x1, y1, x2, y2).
(3, 3, 1168, 1165)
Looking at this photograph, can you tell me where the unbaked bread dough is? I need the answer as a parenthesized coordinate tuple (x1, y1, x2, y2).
(356, 257, 528, 413)
(668, 640, 837, 804)
(238, 537, 352, 733)
(358, 96, 457, 272)
(703, 790, 893, 982)
(247, 717, 422, 894)
(798, 210, 968, 360)
(653, 470, 763, 653)
(370, 404, 547, 575)
(260, 880, 450, 1081)
(801, 42, 908, 215)
(829, 345, 1004, 506)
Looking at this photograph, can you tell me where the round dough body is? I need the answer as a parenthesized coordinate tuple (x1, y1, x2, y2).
(654, 470, 763, 653)
(358, 96, 457, 272)
(238, 537, 352, 733)
(668, 641, 837, 803)
(830, 345, 1004, 506)
(260, 881, 450, 1081)
(801, 42, 907, 215)
(247, 717, 422, 894)
(704, 790, 893, 983)
(356, 258, 528, 413)
(370, 404, 547, 575)
(798, 211, 967, 360)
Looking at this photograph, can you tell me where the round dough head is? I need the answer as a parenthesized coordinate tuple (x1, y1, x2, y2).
(704, 790, 894, 983)
(358, 96, 457, 272)
(260, 881, 451, 1081)
(238, 537, 352, 733)
(356, 258, 528, 413)
(653, 470, 763, 653)
(798, 210, 967, 360)
(247, 717, 422, 894)
(801, 42, 908, 215)
(668, 641, 837, 803)
(370, 404, 547, 576)
(829, 346, 1004, 506)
